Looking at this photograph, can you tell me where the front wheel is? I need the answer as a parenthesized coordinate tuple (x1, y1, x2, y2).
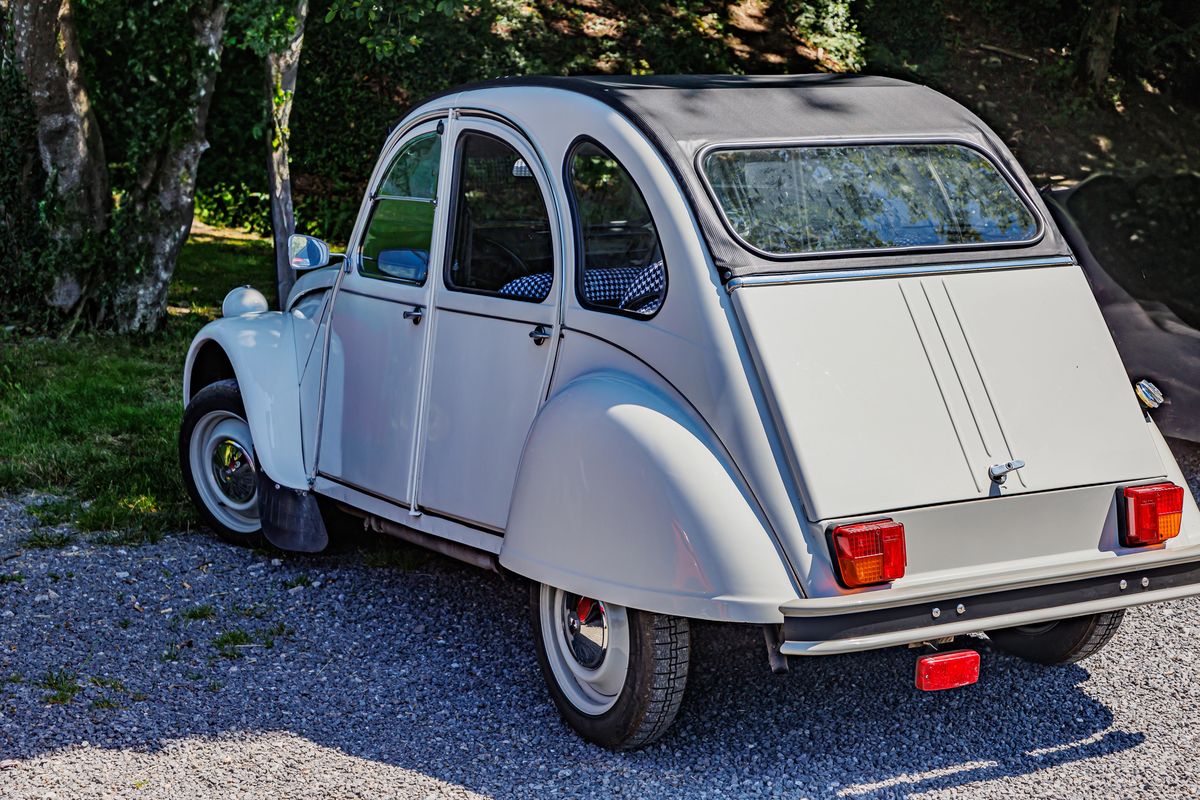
(529, 582, 690, 750)
(179, 379, 264, 547)
(987, 609, 1125, 665)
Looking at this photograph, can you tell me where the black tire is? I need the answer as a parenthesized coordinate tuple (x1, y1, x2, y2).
(179, 379, 265, 548)
(987, 609, 1125, 665)
(529, 582, 690, 750)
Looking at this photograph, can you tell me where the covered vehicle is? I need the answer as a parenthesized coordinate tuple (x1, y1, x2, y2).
(179, 75, 1200, 750)
(1042, 173, 1200, 443)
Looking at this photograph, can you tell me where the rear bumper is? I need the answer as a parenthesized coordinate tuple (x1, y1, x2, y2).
(780, 557, 1200, 655)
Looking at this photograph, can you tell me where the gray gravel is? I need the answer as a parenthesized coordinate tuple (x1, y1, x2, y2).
(1, 440, 1199, 799)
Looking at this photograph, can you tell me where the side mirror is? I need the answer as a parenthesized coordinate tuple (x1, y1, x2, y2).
(288, 234, 332, 270)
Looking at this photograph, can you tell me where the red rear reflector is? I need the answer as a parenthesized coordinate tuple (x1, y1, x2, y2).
(830, 520, 906, 588)
(1122, 483, 1184, 547)
(915, 649, 980, 691)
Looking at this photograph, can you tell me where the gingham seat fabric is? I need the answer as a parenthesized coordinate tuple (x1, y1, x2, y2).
(617, 260, 665, 314)
(497, 271, 554, 301)
(498, 262, 665, 312)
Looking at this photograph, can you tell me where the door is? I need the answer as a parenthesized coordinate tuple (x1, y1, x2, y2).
(317, 120, 448, 505)
(414, 122, 561, 530)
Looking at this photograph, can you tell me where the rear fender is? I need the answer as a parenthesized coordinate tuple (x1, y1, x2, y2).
(183, 312, 308, 492)
(500, 370, 798, 623)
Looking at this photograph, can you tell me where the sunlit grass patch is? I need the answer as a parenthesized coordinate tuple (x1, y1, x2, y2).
(0, 227, 273, 535)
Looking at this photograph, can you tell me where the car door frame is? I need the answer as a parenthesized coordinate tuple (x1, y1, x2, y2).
(308, 112, 450, 504)
(409, 111, 567, 528)
(309, 107, 568, 556)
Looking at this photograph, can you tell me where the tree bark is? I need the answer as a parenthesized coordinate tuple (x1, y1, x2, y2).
(266, 0, 308, 309)
(111, 1, 229, 333)
(1077, 0, 1122, 94)
(2, 0, 108, 311)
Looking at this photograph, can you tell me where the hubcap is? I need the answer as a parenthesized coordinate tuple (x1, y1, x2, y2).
(210, 438, 256, 504)
(563, 594, 608, 670)
(539, 584, 630, 715)
(188, 409, 260, 534)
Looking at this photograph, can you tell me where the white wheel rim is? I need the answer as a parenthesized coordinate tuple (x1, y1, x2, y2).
(539, 583, 630, 715)
(189, 410, 259, 533)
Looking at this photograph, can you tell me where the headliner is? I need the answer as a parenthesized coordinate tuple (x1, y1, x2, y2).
(438, 75, 1070, 277)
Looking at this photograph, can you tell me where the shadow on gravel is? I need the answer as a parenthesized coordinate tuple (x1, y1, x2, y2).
(0, 516, 1149, 798)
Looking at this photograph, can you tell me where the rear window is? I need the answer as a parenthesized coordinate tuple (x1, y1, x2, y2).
(702, 143, 1039, 256)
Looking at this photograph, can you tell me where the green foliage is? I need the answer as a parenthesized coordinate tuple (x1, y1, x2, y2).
(785, 0, 864, 69)
(196, 182, 272, 236)
(38, 668, 82, 705)
(0, 230, 274, 535)
(854, 0, 946, 72)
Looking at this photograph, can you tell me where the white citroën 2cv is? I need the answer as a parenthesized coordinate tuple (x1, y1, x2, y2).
(180, 75, 1200, 749)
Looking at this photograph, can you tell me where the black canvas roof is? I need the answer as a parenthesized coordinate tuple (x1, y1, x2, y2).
(442, 75, 1070, 277)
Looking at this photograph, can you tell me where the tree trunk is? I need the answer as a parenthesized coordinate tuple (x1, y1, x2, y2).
(110, 2, 229, 334)
(266, 0, 308, 309)
(1077, 0, 1122, 94)
(2, 0, 108, 311)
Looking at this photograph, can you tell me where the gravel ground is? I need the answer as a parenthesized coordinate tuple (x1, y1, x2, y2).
(1, 440, 1199, 800)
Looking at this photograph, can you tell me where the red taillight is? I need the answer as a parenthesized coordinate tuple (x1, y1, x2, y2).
(1121, 483, 1184, 547)
(830, 519, 906, 588)
(915, 650, 980, 691)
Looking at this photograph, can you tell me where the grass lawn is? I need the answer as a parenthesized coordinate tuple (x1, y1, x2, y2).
(0, 224, 275, 536)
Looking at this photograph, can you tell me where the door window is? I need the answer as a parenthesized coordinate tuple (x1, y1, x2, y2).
(568, 140, 667, 316)
(446, 132, 555, 302)
(360, 132, 441, 283)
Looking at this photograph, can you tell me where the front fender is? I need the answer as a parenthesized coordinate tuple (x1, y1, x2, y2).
(500, 371, 799, 623)
(183, 312, 308, 491)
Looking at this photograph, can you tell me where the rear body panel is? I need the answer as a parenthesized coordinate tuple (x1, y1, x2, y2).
(732, 261, 1163, 523)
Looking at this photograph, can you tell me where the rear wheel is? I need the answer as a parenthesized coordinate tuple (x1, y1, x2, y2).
(987, 610, 1125, 664)
(179, 379, 263, 547)
(529, 582, 689, 750)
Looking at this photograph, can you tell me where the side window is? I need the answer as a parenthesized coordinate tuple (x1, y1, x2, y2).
(446, 132, 555, 302)
(360, 132, 441, 283)
(568, 141, 667, 316)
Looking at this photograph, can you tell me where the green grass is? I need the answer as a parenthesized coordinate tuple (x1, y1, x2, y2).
(182, 603, 216, 621)
(0, 227, 274, 534)
(282, 574, 313, 589)
(23, 530, 72, 549)
(212, 628, 255, 658)
(0, 573, 23, 584)
(38, 668, 81, 705)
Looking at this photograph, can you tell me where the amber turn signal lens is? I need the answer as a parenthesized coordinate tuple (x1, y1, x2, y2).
(830, 519, 906, 588)
(1121, 483, 1184, 547)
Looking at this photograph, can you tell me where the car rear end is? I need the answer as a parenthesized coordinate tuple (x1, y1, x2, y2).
(706, 140, 1200, 677)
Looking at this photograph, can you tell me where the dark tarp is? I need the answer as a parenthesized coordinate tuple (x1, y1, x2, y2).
(435, 75, 1071, 278)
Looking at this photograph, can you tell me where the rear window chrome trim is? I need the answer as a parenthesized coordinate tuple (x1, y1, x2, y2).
(695, 136, 1047, 263)
(725, 255, 1075, 293)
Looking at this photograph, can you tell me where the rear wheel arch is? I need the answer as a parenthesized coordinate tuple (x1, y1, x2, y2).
(501, 370, 797, 624)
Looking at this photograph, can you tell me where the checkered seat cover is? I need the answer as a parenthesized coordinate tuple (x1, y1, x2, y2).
(497, 271, 554, 301)
(498, 262, 664, 312)
(618, 260, 666, 314)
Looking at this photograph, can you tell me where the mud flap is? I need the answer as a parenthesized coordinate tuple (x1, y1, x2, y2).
(256, 473, 329, 552)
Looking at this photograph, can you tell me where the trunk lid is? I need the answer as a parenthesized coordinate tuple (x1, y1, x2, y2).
(732, 262, 1165, 522)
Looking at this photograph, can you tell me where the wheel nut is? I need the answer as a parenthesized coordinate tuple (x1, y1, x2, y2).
(956, 603, 966, 615)
(1142, 577, 1150, 588)
(931, 607, 941, 619)
(1119, 579, 1128, 590)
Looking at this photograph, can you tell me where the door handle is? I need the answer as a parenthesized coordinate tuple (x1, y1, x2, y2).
(529, 324, 551, 345)
(403, 306, 424, 325)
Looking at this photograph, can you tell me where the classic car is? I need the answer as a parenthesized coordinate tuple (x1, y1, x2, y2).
(179, 75, 1200, 750)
